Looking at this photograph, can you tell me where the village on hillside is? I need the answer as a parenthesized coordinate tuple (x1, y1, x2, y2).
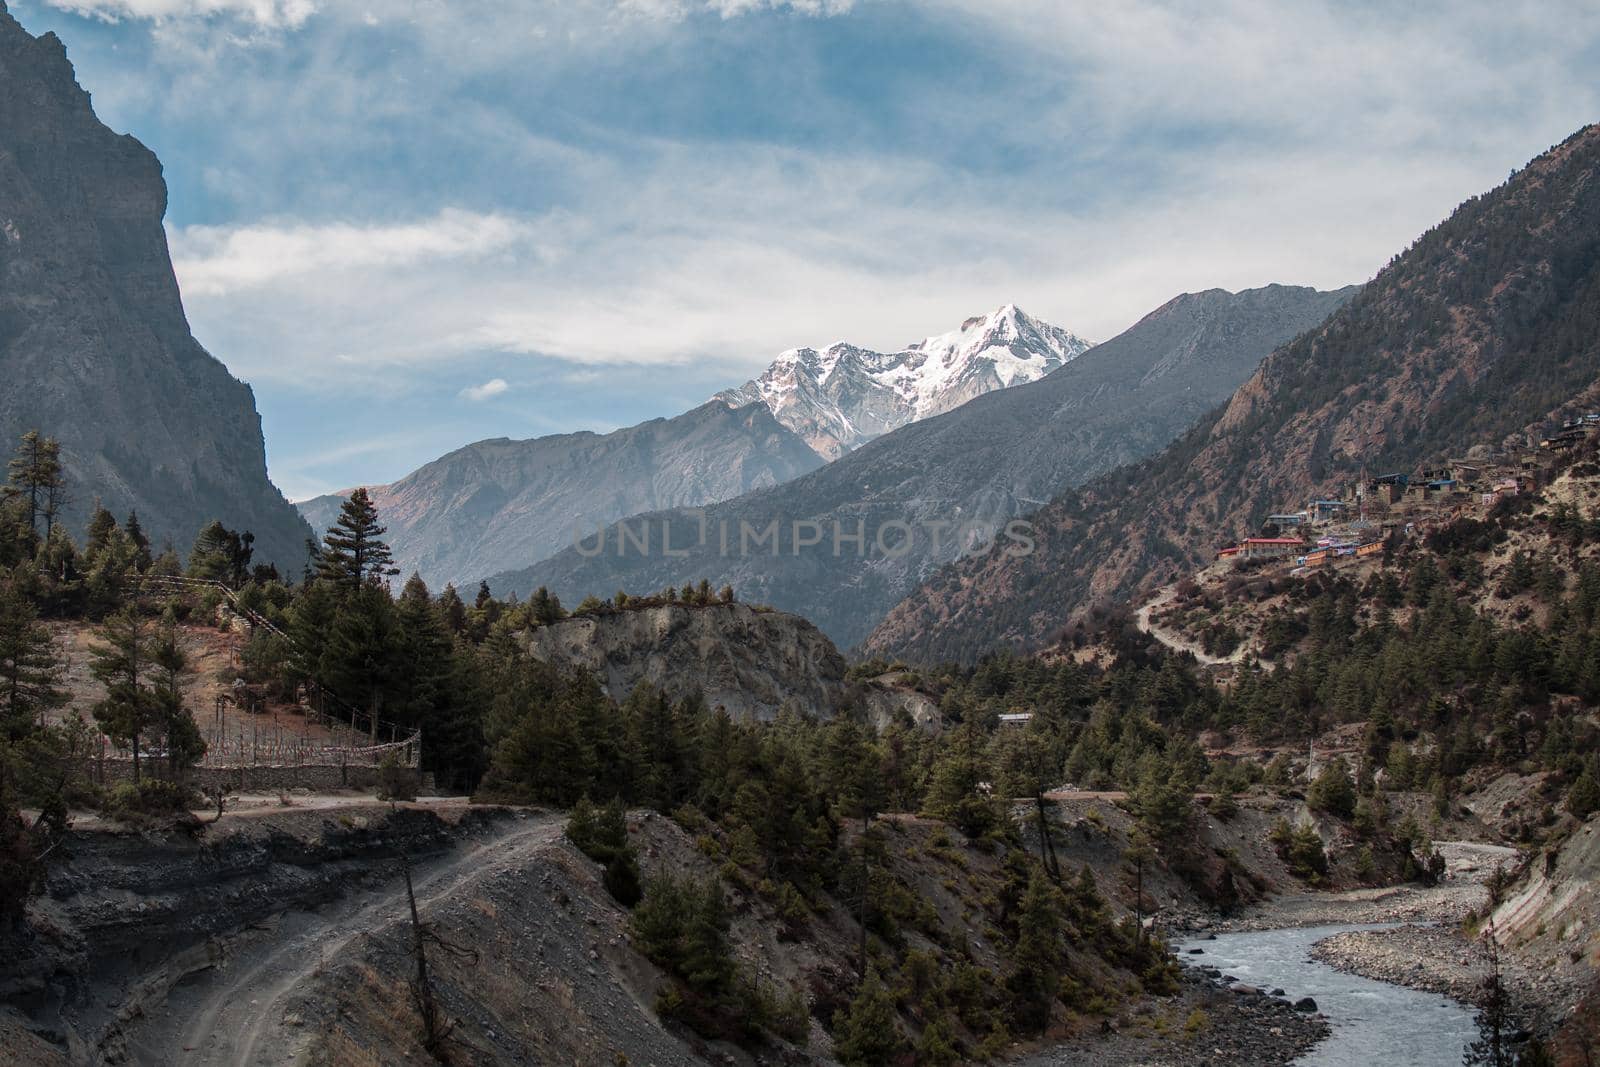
(1214, 415, 1600, 574)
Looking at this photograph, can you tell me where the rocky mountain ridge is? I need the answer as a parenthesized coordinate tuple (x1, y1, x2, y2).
(0, 5, 310, 566)
(297, 400, 823, 590)
(716, 303, 1092, 459)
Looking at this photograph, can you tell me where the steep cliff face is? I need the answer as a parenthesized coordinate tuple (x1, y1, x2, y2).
(521, 602, 936, 724)
(299, 401, 824, 590)
(867, 124, 1600, 664)
(494, 284, 1351, 648)
(0, 6, 309, 565)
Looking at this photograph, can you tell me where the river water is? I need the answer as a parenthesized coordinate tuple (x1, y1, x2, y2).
(1176, 924, 1479, 1066)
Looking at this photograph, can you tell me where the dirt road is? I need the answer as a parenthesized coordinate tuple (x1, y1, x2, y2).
(121, 813, 565, 1066)
(1133, 590, 1245, 667)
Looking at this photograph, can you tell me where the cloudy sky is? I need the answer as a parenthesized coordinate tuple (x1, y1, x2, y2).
(9, 0, 1600, 499)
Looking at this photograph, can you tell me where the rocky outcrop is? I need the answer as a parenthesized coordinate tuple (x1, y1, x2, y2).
(1493, 815, 1599, 972)
(299, 401, 823, 590)
(496, 284, 1352, 649)
(0, 6, 311, 565)
(520, 602, 937, 724)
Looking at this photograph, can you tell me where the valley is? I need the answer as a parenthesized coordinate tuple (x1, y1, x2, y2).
(0, 3, 1597, 1065)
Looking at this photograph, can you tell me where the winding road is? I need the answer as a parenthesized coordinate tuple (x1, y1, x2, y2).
(123, 814, 565, 1066)
(1134, 589, 1248, 666)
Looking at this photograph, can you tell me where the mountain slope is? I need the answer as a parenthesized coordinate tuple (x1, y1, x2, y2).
(0, 6, 310, 566)
(716, 304, 1091, 458)
(866, 123, 1600, 664)
(491, 284, 1352, 647)
(297, 401, 823, 590)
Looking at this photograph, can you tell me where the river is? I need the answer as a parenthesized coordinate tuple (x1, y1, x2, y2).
(1177, 924, 1479, 1066)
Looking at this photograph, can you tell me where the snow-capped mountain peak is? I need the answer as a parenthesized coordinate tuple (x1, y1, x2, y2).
(715, 307, 1092, 459)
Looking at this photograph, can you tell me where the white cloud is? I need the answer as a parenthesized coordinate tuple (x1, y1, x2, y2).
(458, 377, 509, 401)
(45, 0, 316, 28)
(44, 0, 852, 33)
(80, 0, 1597, 492)
(171, 209, 536, 295)
(170, 133, 1498, 394)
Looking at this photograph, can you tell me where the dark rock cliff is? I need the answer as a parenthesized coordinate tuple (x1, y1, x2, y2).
(0, 5, 311, 565)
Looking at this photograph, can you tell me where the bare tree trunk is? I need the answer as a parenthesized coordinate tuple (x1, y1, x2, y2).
(402, 852, 446, 1057)
(1135, 855, 1144, 945)
(857, 812, 870, 980)
(1035, 789, 1061, 882)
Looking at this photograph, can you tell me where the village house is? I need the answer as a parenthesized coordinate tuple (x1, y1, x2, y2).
(1239, 537, 1304, 560)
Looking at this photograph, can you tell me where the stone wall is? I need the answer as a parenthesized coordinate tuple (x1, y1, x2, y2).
(84, 759, 435, 795)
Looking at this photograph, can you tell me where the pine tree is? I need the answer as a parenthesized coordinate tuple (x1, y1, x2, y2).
(1008, 868, 1066, 1033)
(832, 970, 905, 1065)
(149, 619, 204, 778)
(323, 583, 403, 741)
(1308, 756, 1358, 818)
(1567, 766, 1600, 820)
(317, 489, 397, 587)
(395, 573, 452, 728)
(529, 586, 564, 625)
(824, 719, 884, 976)
(1129, 756, 1189, 841)
(124, 512, 152, 572)
(284, 578, 339, 702)
(3, 431, 65, 555)
(0, 584, 68, 741)
(188, 520, 254, 587)
(923, 719, 998, 837)
(437, 583, 468, 634)
(84, 504, 118, 559)
(90, 608, 156, 782)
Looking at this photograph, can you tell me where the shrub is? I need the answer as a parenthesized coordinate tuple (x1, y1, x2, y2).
(1271, 818, 1328, 881)
(1308, 757, 1357, 819)
(833, 971, 907, 1066)
(567, 797, 643, 907)
(102, 777, 195, 817)
(631, 874, 734, 994)
(1567, 769, 1600, 820)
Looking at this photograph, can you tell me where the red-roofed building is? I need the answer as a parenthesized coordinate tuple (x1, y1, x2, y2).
(1240, 537, 1305, 560)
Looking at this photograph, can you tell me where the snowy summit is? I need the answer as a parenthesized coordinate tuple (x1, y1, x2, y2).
(716, 305, 1091, 459)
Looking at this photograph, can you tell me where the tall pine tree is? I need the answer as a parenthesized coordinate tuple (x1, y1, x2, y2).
(3, 431, 65, 555)
(317, 489, 397, 587)
(0, 584, 68, 741)
(90, 608, 155, 783)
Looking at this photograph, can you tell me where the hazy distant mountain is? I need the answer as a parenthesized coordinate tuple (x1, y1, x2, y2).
(298, 401, 823, 590)
(493, 283, 1353, 646)
(867, 125, 1600, 664)
(716, 304, 1092, 459)
(0, 8, 310, 565)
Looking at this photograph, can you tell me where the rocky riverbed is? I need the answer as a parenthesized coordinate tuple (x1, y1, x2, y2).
(1180, 840, 1518, 936)
(1019, 967, 1328, 1067)
(1309, 924, 1588, 1041)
